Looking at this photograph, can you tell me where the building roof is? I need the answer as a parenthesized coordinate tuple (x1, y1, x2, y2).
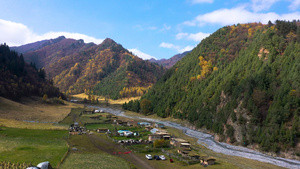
(180, 143, 191, 146)
(172, 138, 189, 143)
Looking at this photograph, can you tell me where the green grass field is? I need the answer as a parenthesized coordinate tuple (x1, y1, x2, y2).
(0, 127, 68, 167)
(59, 108, 84, 125)
(60, 134, 132, 169)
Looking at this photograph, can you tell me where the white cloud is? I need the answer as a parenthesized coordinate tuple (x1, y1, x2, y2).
(289, 0, 300, 11)
(177, 32, 210, 41)
(184, 6, 300, 26)
(128, 48, 156, 60)
(0, 19, 104, 46)
(182, 21, 196, 26)
(178, 45, 194, 53)
(148, 26, 157, 30)
(176, 33, 189, 40)
(160, 42, 178, 49)
(189, 0, 214, 4)
(251, 0, 279, 12)
(159, 42, 194, 53)
(0, 19, 34, 46)
(160, 24, 171, 32)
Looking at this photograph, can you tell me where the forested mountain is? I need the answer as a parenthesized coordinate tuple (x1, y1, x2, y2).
(0, 44, 64, 100)
(14, 37, 166, 99)
(149, 51, 191, 69)
(126, 20, 300, 154)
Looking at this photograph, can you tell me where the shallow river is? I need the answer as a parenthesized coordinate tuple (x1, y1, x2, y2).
(88, 105, 300, 168)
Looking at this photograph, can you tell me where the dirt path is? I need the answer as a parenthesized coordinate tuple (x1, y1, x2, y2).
(87, 134, 155, 169)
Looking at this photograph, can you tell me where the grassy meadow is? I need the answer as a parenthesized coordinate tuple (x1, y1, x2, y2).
(0, 127, 68, 167)
(60, 134, 132, 169)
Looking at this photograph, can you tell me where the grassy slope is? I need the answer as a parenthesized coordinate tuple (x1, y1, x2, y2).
(0, 97, 78, 167)
(0, 96, 82, 123)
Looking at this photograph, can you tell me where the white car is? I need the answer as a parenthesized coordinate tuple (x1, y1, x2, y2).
(146, 154, 152, 160)
(159, 155, 166, 160)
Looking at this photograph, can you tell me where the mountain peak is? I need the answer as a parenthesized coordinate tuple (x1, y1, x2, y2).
(101, 38, 117, 45)
(98, 38, 127, 52)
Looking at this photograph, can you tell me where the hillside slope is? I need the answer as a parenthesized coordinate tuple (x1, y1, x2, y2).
(0, 44, 64, 100)
(136, 21, 300, 154)
(16, 37, 166, 98)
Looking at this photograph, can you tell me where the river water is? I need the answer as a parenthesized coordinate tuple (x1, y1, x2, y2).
(88, 105, 300, 168)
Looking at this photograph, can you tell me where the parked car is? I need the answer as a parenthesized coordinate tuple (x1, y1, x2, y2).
(146, 154, 152, 160)
(27, 161, 52, 169)
(159, 155, 166, 160)
(153, 155, 161, 160)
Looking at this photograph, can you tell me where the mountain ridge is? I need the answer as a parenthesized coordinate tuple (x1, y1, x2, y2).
(149, 50, 191, 69)
(13, 37, 166, 98)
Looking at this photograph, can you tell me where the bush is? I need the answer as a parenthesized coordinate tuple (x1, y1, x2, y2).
(153, 139, 170, 148)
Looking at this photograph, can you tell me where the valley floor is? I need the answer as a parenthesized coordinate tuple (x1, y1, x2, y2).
(0, 96, 296, 168)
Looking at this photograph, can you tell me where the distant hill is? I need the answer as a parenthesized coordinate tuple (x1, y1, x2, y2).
(126, 21, 300, 155)
(0, 44, 64, 100)
(149, 51, 191, 69)
(14, 37, 166, 99)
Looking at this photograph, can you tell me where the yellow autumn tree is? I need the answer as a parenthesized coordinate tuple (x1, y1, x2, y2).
(197, 56, 217, 80)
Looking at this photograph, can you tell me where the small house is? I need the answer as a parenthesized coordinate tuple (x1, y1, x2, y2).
(150, 128, 159, 134)
(118, 130, 130, 136)
(114, 119, 123, 124)
(145, 126, 152, 131)
(124, 131, 133, 137)
(148, 134, 162, 141)
(120, 121, 128, 126)
(127, 120, 138, 126)
(200, 156, 216, 165)
(82, 110, 94, 114)
(96, 128, 109, 133)
(180, 142, 191, 150)
(154, 123, 164, 128)
(111, 116, 118, 119)
(138, 122, 151, 126)
(170, 138, 190, 147)
(177, 149, 190, 157)
(90, 116, 101, 120)
(148, 132, 170, 142)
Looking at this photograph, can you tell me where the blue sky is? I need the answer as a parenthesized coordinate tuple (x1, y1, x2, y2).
(0, 0, 299, 60)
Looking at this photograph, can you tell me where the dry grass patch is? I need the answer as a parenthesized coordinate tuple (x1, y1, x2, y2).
(0, 118, 67, 130)
(72, 93, 140, 104)
(0, 96, 83, 122)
